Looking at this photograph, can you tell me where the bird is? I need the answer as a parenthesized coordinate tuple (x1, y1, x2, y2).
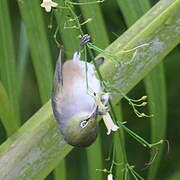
(51, 46, 107, 147)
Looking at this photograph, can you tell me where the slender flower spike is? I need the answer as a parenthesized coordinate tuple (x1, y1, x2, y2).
(40, 0, 58, 12)
(107, 174, 113, 180)
(102, 112, 119, 135)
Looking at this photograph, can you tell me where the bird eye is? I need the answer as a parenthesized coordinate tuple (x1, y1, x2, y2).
(80, 120, 89, 128)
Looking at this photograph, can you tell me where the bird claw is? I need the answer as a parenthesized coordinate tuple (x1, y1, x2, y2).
(80, 34, 91, 46)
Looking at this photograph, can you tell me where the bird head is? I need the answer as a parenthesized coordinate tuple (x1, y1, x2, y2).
(63, 112, 99, 147)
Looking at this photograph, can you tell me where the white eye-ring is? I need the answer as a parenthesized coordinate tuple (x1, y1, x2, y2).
(80, 120, 88, 128)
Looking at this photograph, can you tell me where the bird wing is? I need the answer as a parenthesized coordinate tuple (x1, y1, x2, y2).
(52, 46, 64, 100)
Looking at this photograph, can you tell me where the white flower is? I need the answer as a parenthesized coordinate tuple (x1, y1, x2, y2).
(107, 173, 113, 180)
(40, 0, 58, 12)
(102, 112, 119, 135)
(94, 95, 119, 135)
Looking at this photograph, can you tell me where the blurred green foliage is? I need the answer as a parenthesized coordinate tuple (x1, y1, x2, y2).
(0, 0, 179, 179)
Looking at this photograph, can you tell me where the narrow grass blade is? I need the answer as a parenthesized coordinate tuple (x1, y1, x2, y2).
(0, 82, 19, 136)
(79, 0, 109, 48)
(145, 65, 167, 180)
(116, 0, 167, 179)
(114, 104, 128, 179)
(17, 22, 29, 98)
(0, 0, 20, 126)
(18, 0, 53, 103)
(0, 0, 179, 178)
(54, 160, 66, 180)
(86, 137, 103, 180)
(117, 0, 150, 26)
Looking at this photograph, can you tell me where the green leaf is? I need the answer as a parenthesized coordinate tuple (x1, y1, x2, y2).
(0, 0, 20, 126)
(145, 65, 167, 180)
(0, 82, 19, 136)
(17, 22, 29, 98)
(79, 0, 109, 49)
(99, 0, 179, 105)
(117, 0, 150, 26)
(114, 104, 128, 179)
(54, 160, 67, 180)
(55, 0, 80, 58)
(0, 101, 72, 179)
(86, 137, 103, 180)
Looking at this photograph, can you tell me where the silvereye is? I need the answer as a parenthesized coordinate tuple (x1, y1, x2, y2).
(52, 47, 105, 147)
